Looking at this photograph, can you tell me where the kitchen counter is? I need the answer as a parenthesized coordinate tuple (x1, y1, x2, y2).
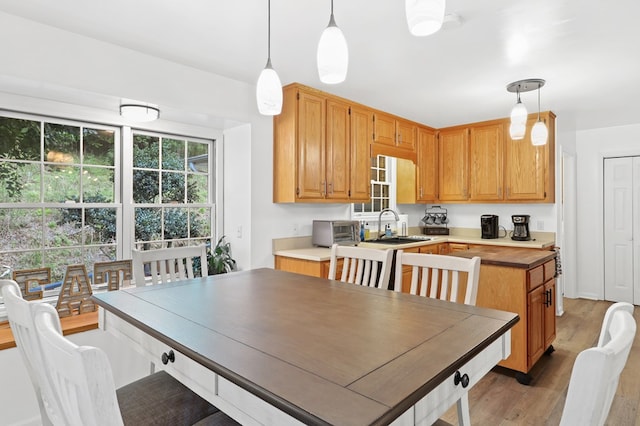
(448, 245, 556, 269)
(273, 228, 555, 262)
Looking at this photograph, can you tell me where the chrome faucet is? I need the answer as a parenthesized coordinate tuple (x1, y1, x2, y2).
(377, 208, 400, 240)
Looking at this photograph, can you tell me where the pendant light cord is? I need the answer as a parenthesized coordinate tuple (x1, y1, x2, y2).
(537, 84, 541, 121)
(267, 0, 271, 60)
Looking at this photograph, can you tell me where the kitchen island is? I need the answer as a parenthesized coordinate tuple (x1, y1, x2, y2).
(449, 246, 557, 384)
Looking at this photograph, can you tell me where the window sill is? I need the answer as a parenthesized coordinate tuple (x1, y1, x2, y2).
(0, 311, 99, 351)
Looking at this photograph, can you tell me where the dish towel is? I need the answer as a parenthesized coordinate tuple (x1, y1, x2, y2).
(554, 246, 562, 277)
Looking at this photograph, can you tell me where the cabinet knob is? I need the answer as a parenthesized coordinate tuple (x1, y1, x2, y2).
(454, 370, 470, 388)
(161, 350, 175, 365)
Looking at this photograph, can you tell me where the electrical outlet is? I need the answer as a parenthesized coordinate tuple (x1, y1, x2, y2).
(236, 226, 242, 238)
(292, 223, 299, 235)
(537, 220, 544, 230)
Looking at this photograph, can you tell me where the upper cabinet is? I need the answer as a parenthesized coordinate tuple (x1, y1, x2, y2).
(416, 126, 438, 202)
(274, 82, 555, 205)
(435, 113, 555, 204)
(505, 112, 556, 202)
(469, 122, 504, 201)
(372, 112, 417, 162)
(438, 127, 469, 202)
(273, 83, 370, 203)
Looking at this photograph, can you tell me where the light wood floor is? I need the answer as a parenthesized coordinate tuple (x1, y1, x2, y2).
(439, 297, 640, 425)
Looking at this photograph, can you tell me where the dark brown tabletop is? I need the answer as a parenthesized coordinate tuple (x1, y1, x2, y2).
(92, 268, 518, 426)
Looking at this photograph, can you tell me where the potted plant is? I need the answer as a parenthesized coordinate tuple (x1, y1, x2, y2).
(207, 236, 236, 275)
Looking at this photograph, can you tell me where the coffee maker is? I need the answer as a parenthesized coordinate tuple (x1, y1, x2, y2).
(511, 215, 531, 241)
(481, 215, 499, 239)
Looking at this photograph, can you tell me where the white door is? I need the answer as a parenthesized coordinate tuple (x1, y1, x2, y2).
(604, 157, 634, 303)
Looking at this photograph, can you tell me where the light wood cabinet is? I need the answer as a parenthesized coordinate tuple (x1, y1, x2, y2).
(475, 257, 556, 381)
(505, 112, 556, 202)
(448, 243, 469, 252)
(273, 83, 370, 203)
(372, 112, 418, 162)
(416, 126, 438, 202)
(438, 127, 469, 201)
(469, 122, 504, 201)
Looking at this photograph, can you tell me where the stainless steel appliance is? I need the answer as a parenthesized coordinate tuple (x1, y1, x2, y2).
(481, 215, 499, 239)
(511, 215, 531, 241)
(311, 220, 360, 247)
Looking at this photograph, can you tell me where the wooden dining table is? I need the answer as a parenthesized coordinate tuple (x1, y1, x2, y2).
(92, 268, 518, 426)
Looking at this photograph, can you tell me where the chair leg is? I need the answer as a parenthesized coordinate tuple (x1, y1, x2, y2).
(456, 394, 471, 426)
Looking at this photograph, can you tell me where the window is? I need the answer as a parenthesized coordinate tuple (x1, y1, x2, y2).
(0, 112, 215, 318)
(132, 131, 213, 250)
(352, 155, 396, 219)
(0, 113, 120, 282)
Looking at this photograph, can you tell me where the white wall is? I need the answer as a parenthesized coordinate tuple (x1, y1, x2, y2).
(576, 122, 640, 300)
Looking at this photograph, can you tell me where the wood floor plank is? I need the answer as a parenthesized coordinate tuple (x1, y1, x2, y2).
(439, 298, 640, 425)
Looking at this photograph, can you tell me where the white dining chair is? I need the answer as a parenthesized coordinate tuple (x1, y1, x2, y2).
(393, 251, 481, 426)
(132, 245, 208, 286)
(394, 250, 481, 305)
(328, 243, 393, 289)
(33, 302, 238, 426)
(560, 302, 636, 426)
(0, 279, 62, 425)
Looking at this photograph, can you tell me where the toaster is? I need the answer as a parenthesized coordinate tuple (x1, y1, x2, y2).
(311, 220, 360, 247)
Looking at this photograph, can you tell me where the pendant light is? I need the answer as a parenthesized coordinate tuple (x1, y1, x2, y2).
(256, 0, 282, 115)
(531, 83, 548, 146)
(317, 0, 348, 84)
(405, 0, 446, 37)
(508, 85, 527, 140)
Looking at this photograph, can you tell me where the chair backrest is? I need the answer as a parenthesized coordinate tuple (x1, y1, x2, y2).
(132, 245, 208, 286)
(328, 244, 393, 289)
(598, 302, 635, 347)
(560, 303, 636, 426)
(0, 280, 63, 426)
(34, 302, 124, 426)
(394, 251, 481, 305)
(93, 259, 133, 291)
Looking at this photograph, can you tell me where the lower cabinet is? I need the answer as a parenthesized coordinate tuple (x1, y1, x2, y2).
(274, 256, 342, 279)
(475, 258, 556, 379)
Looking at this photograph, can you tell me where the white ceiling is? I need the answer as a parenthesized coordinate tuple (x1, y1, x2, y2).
(0, 0, 639, 131)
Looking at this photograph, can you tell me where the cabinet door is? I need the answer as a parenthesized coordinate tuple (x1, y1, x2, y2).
(396, 119, 416, 152)
(326, 98, 350, 200)
(448, 243, 469, 252)
(527, 284, 545, 368)
(297, 90, 326, 199)
(505, 115, 548, 201)
(416, 126, 438, 202)
(350, 106, 372, 201)
(373, 111, 396, 146)
(544, 280, 556, 348)
(438, 128, 469, 201)
(470, 123, 504, 201)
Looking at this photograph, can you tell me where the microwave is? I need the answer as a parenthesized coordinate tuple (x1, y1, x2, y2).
(312, 220, 360, 248)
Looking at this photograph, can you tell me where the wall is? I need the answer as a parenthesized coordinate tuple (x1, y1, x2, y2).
(576, 123, 640, 300)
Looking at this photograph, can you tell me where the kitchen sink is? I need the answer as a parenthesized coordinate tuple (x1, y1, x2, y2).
(363, 237, 431, 245)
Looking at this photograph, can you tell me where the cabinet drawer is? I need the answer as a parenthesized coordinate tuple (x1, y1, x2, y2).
(527, 265, 544, 291)
(543, 259, 556, 281)
(413, 333, 510, 425)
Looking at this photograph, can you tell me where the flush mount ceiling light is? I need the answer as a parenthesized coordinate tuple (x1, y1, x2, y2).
(507, 78, 544, 141)
(405, 0, 446, 36)
(317, 0, 348, 84)
(256, 0, 283, 115)
(119, 104, 160, 122)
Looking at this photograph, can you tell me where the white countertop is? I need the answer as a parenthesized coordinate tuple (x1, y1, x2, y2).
(273, 229, 555, 262)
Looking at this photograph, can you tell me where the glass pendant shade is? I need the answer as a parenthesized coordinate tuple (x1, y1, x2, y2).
(256, 59, 283, 116)
(317, 14, 348, 84)
(531, 120, 548, 146)
(509, 100, 527, 140)
(405, 0, 446, 36)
